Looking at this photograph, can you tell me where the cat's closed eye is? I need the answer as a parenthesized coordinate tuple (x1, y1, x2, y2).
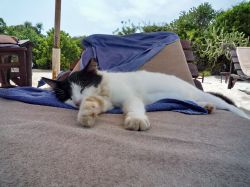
(80, 88, 84, 94)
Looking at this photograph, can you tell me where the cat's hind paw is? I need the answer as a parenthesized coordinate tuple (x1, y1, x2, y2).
(204, 103, 216, 114)
(198, 102, 216, 114)
(124, 116, 151, 131)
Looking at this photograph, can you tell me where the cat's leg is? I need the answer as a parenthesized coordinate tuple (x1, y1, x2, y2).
(122, 97, 150, 131)
(77, 96, 112, 128)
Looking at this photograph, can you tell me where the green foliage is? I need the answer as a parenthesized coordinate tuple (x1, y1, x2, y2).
(32, 36, 49, 69)
(35, 23, 43, 34)
(5, 23, 44, 47)
(0, 18, 6, 34)
(142, 23, 171, 33)
(201, 70, 211, 77)
(168, 2, 218, 40)
(1, 18, 83, 70)
(113, 20, 139, 35)
(72, 36, 86, 50)
(193, 27, 249, 73)
(45, 29, 82, 70)
(214, 1, 250, 37)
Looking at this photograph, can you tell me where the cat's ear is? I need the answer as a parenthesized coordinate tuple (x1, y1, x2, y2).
(41, 77, 59, 89)
(85, 59, 97, 73)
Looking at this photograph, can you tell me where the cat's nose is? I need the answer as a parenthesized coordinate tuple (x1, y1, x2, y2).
(74, 100, 81, 107)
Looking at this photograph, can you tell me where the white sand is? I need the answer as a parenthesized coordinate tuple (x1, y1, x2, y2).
(32, 69, 250, 112)
(202, 76, 250, 111)
(32, 69, 52, 89)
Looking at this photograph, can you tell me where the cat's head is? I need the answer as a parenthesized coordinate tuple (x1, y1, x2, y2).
(42, 62, 102, 108)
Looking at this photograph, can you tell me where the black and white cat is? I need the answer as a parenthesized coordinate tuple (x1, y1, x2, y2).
(43, 63, 250, 131)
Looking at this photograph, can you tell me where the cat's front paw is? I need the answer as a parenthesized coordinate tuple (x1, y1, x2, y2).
(77, 113, 96, 128)
(124, 116, 151, 131)
(77, 99, 101, 128)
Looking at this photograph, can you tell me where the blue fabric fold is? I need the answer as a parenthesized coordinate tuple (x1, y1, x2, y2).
(81, 32, 179, 72)
(0, 87, 75, 110)
(0, 87, 208, 115)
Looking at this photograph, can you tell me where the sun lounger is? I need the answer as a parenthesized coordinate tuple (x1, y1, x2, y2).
(228, 47, 250, 89)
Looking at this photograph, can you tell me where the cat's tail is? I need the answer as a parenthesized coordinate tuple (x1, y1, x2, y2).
(205, 92, 250, 120)
(227, 105, 250, 120)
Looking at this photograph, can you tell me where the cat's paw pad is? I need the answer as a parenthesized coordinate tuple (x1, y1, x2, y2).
(124, 116, 151, 131)
(204, 103, 216, 114)
(77, 113, 96, 128)
(77, 100, 101, 128)
(83, 100, 101, 115)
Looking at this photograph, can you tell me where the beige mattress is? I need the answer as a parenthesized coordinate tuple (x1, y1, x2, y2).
(0, 98, 250, 186)
(1, 40, 250, 186)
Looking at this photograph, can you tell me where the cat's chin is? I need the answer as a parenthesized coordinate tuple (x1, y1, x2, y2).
(65, 99, 78, 109)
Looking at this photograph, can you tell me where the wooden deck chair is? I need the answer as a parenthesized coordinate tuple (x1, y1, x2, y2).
(228, 47, 250, 89)
(180, 40, 204, 90)
(0, 35, 32, 88)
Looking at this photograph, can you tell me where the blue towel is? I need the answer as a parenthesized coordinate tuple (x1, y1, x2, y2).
(0, 87, 208, 115)
(81, 32, 179, 71)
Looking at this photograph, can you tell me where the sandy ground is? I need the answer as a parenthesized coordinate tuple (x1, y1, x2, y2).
(32, 69, 250, 112)
(202, 76, 250, 112)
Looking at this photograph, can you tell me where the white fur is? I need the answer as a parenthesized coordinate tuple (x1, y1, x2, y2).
(70, 70, 249, 130)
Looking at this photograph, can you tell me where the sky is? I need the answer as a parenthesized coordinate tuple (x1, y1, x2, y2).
(0, 0, 244, 37)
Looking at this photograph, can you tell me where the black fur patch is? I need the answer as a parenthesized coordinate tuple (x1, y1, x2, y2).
(208, 92, 236, 106)
(41, 77, 72, 102)
(68, 69, 102, 89)
(53, 79, 72, 102)
(42, 69, 102, 102)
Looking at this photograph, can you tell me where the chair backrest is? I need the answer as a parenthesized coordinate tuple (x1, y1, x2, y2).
(180, 40, 195, 63)
(180, 40, 199, 78)
(230, 49, 246, 77)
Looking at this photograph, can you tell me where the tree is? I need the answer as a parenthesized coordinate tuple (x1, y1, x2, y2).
(214, 1, 250, 37)
(24, 21, 32, 28)
(142, 23, 171, 33)
(72, 36, 86, 50)
(35, 23, 43, 34)
(45, 29, 82, 70)
(113, 20, 139, 35)
(169, 2, 218, 40)
(0, 18, 6, 34)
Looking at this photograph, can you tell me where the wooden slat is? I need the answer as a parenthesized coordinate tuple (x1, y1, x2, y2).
(0, 63, 20, 69)
(180, 40, 192, 50)
(0, 47, 26, 52)
(236, 70, 245, 76)
(230, 50, 237, 57)
(183, 50, 195, 62)
(234, 63, 241, 70)
(187, 63, 199, 77)
(230, 74, 240, 79)
(232, 57, 239, 63)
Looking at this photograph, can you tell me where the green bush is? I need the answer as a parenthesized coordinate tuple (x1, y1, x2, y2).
(214, 1, 250, 37)
(46, 29, 82, 70)
(193, 26, 249, 73)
